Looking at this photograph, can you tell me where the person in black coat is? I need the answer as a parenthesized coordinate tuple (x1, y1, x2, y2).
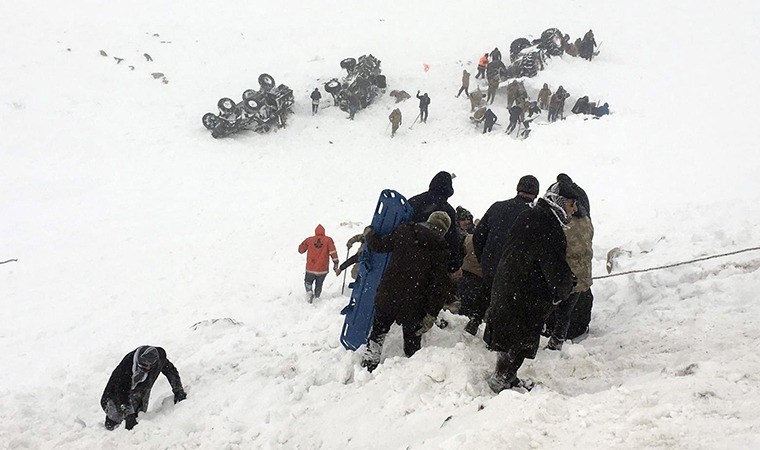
(408, 171, 464, 273)
(310, 88, 322, 115)
(361, 212, 454, 372)
(101, 346, 186, 430)
(467, 175, 539, 335)
(483, 108, 498, 133)
(505, 105, 524, 135)
(416, 91, 431, 123)
(483, 182, 578, 392)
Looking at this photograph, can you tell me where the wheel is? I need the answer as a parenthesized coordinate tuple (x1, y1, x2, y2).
(202, 112, 219, 130)
(374, 74, 386, 89)
(258, 73, 275, 89)
(242, 89, 257, 101)
(324, 79, 341, 94)
(242, 98, 259, 113)
(217, 97, 236, 114)
(340, 57, 357, 71)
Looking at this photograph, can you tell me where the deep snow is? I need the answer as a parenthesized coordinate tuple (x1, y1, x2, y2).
(1, 0, 760, 448)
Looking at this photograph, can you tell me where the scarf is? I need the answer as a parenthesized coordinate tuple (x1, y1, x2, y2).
(131, 346, 151, 390)
(543, 183, 571, 228)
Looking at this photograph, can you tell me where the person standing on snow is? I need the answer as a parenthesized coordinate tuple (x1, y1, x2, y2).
(361, 212, 454, 372)
(483, 182, 578, 393)
(483, 108, 498, 133)
(389, 108, 402, 137)
(456, 69, 471, 98)
(298, 225, 339, 302)
(310, 88, 322, 115)
(537, 83, 552, 110)
(101, 346, 186, 430)
(347, 94, 360, 120)
(468, 175, 539, 335)
(475, 53, 489, 79)
(486, 75, 499, 105)
(416, 91, 431, 123)
(408, 171, 464, 274)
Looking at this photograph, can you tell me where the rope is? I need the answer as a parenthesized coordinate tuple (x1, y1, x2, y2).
(0, 259, 18, 265)
(594, 246, 760, 280)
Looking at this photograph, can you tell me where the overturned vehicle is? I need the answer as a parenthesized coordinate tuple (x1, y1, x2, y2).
(202, 73, 294, 139)
(323, 54, 386, 114)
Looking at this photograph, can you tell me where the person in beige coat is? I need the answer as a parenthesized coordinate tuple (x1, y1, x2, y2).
(537, 83, 552, 110)
(456, 70, 470, 98)
(389, 108, 402, 137)
(546, 189, 593, 350)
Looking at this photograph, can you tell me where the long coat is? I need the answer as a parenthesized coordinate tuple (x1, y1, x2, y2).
(408, 171, 463, 272)
(472, 194, 533, 280)
(101, 347, 184, 417)
(483, 199, 576, 358)
(367, 223, 452, 325)
(566, 216, 594, 293)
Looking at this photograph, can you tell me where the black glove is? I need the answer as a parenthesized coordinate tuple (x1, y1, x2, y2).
(125, 414, 138, 430)
(174, 390, 187, 404)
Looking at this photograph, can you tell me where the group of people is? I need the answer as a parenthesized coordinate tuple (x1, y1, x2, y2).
(299, 171, 594, 393)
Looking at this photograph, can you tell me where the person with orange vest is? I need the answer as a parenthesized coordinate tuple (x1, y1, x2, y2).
(475, 53, 489, 79)
(298, 225, 339, 302)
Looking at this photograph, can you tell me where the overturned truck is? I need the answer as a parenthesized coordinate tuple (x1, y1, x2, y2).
(202, 73, 294, 139)
(324, 54, 386, 114)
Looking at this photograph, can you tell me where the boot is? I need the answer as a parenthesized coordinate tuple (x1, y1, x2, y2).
(361, 340, 382, 373)
(546, 336, 564, 351)
(464, 317, 481, 336)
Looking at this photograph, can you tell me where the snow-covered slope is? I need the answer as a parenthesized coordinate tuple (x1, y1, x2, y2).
(1, 1, 759, 448)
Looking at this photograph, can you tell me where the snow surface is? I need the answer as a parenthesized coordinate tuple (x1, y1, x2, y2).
(2, 0, 760, 448)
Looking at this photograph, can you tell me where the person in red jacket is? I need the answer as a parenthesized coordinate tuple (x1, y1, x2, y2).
(475, 53, 489, 79)
(298, 224, 339, 302)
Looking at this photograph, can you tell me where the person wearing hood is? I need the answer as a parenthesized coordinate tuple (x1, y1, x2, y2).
(469, 175, 539, 335)
(298, 225, 339, 302)
(483, 182, 578, 393)
(490, 47, 502, 62)
(408, 171, 464, 273)
(101, 346, 186, 430)
(361, 212, 454, 372)
(537, 83, 552, 110)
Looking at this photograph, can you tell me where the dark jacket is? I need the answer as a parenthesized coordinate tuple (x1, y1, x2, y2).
(101, 347, 184, 417)
(367, 223, 451, 324)
(408, 172, 463, 272)
(472, 194, 533, 279)
(310, 90, 322, 101)
(490, 48, 502, 61)
(594, 103, 609, 117)
(484, 109, 498, 125)
(416, 93, 431, 109)
(483, 199, 576, 357)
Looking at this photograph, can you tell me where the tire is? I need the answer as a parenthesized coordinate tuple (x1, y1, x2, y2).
(202, 113, 219, 130)
(217, 97, 236, 114)
(324, 79, 341, 94)
(242, 98, 259, 113)
(374, 74, 386, 89)
(242, 89, 257, 101)
(340, 57, 357, 71)
(258, 73, 275, 89)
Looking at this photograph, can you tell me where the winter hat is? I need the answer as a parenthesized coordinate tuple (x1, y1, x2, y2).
(455, 206, 473, 221)
(556, 173, 573, 185)
(137, 346, 159, 367)
(426, 211, 451, 235)
(429, 171, 454, 198)
(516, 175, 540, 195)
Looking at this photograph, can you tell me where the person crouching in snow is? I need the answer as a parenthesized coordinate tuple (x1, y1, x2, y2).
(361, 211, 454, 372)
(483, 182, 577, 392)
(101, 346, 186, 430)
(298, 224, 339, 302)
